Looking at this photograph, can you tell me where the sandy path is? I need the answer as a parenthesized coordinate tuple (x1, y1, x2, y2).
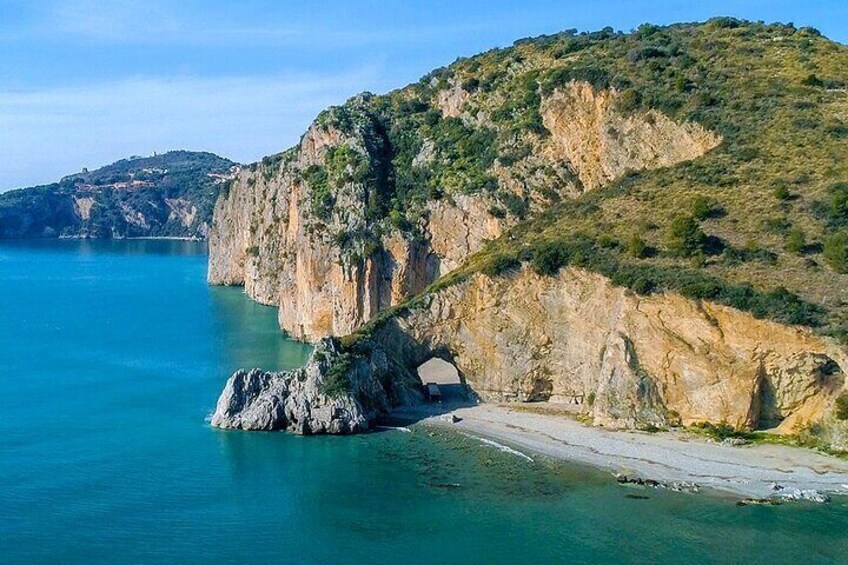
(393, 404, 848, 499)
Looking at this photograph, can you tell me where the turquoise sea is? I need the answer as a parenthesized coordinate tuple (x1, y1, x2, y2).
(2, 240, 848, 564)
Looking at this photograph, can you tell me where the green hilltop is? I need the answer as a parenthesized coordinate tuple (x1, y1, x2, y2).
(0, 151, 236, 239)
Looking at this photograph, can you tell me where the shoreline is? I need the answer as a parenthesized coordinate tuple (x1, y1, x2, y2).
(392, 403, 848, 501)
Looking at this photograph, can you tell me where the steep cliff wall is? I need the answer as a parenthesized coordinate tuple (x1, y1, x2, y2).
(368, 267, 848, 436)
(208, 83, 718, 339)
(208, 116, 445, 337)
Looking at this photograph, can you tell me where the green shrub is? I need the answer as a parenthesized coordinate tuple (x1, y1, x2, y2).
(667, 215, 708, 256)
(498, 192, 528, 218)
(689, 421, 747, 440)
(616, 89, 642, 113)
(802, 73, 824, 87)
(246, 246, 259, 257)
(667, 410, 682, 427)
(723, 243, 777, 266)
(773, 182, 792, 201)
(488, 206, 506, 219)
(482, 254, 521, 277)
(823, 231, 848, 273)
(304, 165, 333, 220)
(626, 234, 648, 258)
(691, 195, 725, 220)
(322, 355, 353, 397)
(829, 183, 848, 224)
(762, 216, 792, 234)
(531, 242, 569, 275)
(542, 66, 611, 95)
(785, 229, 806, 254)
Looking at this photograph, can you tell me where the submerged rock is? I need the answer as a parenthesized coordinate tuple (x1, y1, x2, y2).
(614, 474, 699, 493)
(210, 338, 420, 434)
(737, 498, 783, 507)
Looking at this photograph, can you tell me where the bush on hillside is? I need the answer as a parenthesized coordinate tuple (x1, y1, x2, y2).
(836, 393, 848, 421)
(626, 234, 648, 258)
(824, 231, 848, 273)
(785, 229, 807, 254)
(482, 254, 521, 277)
(667, 215, 708, 256)
(829, 183, 848, 224)
(691, 195, 726, 220)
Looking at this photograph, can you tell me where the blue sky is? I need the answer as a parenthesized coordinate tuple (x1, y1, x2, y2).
(1, 1, 847, 191)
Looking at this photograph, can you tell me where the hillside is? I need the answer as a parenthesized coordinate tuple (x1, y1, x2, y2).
(0, 151, 237, 239)
(208, 19, 848, 446)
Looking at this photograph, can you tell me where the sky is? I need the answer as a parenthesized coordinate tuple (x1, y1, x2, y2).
(1, 1, 847, 191)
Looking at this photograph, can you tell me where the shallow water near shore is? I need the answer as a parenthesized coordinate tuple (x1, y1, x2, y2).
(1, 240, 848, 564)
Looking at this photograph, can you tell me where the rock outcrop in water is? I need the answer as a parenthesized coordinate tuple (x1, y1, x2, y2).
(211, 338, 421, 433)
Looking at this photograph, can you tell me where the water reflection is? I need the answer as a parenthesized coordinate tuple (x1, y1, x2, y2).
(0, 238, 207, 257)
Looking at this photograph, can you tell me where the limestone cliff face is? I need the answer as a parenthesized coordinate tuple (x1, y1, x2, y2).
(208, 117, 444, 338)
(369, 267, 847, 435)
(542, 82, 721, 190)
(208, 83, 719, 340)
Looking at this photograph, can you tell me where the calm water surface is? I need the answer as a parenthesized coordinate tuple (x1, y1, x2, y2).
(1, 240, 847, 564)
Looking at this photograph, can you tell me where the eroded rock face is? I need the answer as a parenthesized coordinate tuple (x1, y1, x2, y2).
(210, 338, 421, 434)
(366, 267, 847, 432)
(207, 114, 504, 340)
(208, 82, 721, 341)
(542, 82, 722, 190)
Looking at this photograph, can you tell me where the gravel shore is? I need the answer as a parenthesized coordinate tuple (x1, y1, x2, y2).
(394, 403, 848, 500)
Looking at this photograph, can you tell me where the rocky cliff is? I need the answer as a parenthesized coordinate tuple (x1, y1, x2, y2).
(208, 83, 717, 339)
(209, 20, 848, 444)
(361, 267, 847, 439)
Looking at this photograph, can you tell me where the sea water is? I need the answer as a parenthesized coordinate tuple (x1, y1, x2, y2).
(1, 240, 847, 564)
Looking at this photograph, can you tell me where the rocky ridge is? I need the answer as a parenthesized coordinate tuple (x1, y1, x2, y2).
(0, 151, 236, 239)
